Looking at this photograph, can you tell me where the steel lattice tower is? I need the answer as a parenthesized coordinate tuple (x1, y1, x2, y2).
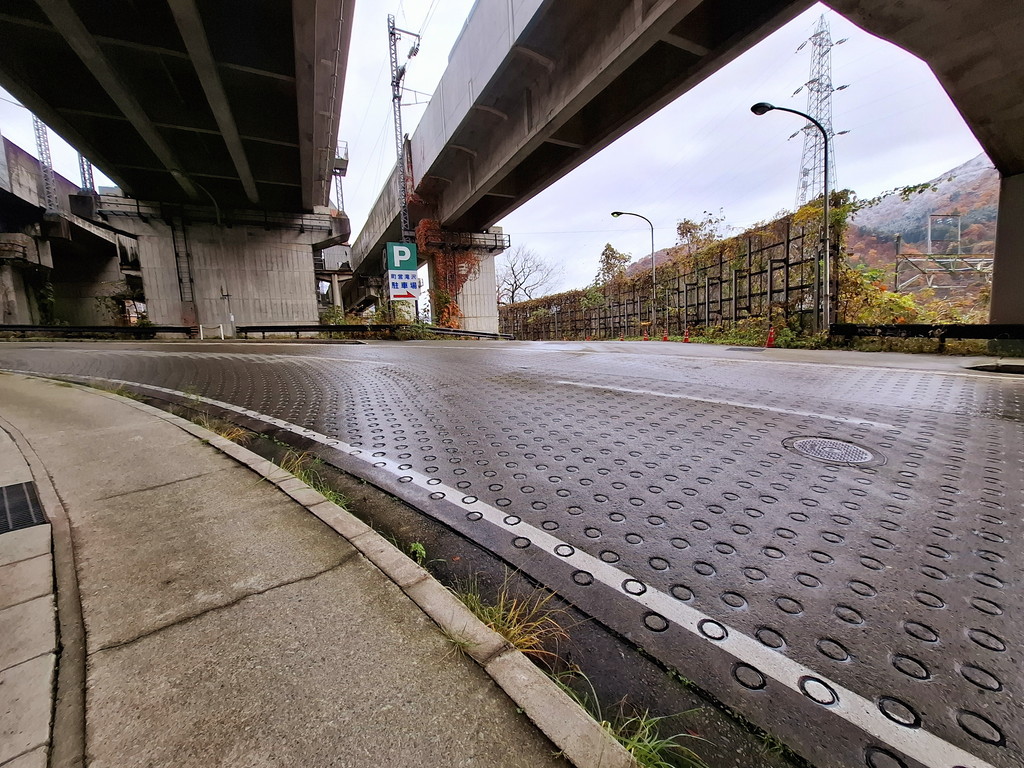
(794, 15, 842, 207)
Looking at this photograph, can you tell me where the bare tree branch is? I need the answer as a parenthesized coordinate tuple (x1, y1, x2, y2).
(496, 245, 561, 304)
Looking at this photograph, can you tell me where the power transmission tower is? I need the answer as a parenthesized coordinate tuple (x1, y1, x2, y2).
(792, 15, 847, 207)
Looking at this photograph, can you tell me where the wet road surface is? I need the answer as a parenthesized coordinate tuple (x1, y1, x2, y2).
(1, 340, 1020, 768)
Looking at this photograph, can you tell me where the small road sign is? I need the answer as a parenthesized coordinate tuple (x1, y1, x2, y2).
(385, 242, 420, 300)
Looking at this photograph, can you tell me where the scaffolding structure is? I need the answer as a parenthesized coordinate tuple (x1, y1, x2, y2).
(894, 215, 994, 292)
(32, 115, 60, 213)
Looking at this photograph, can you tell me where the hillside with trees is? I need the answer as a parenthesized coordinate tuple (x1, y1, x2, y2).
(845, 153, 999, 269)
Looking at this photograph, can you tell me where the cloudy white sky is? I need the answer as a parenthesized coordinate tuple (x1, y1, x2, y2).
(0, 0, 985, 293)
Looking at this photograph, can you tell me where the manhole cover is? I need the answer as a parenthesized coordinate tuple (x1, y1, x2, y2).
(783, 437, 879, 466)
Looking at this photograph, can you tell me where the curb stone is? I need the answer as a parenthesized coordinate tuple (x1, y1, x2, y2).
(36, 376, 639, 768)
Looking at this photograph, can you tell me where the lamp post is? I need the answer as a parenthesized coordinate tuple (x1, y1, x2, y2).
(611, 211, 657, 331)
(750, 102, 832, 330)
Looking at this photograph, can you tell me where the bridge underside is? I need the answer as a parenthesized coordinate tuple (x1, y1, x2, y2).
(0, 0, 353, 213)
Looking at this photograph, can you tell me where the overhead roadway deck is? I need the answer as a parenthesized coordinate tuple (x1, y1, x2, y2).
(0, 0, 355, 213)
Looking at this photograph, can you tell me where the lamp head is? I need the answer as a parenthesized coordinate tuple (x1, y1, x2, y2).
(610, 211, 623, 217)
(750, 102, 775, 116)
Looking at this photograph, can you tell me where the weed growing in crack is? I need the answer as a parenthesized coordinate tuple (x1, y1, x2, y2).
(553, 669, 710, 768)
(88, 381, 144, 400)
(279, 449, 351, 508)
(407, 541, 428, 566)
(453, 575, 568, 666)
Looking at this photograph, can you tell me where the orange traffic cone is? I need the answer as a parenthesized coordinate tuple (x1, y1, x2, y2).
(618, 332, 624, 341)
(661, 331, 669, 341)
(585, 335, 591, 341)
(643, 331, 650, 341)
(765, 326, 776, 348)
(682, 328, 690, 343)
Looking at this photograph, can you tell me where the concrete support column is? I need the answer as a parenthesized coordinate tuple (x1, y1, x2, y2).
(455, 252, 498, 333)
(990, 172, 1024, 324)
(330, 273, 342, 308)
(0, 262, 31, 323)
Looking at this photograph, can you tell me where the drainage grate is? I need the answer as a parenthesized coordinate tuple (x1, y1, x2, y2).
(1, 481, 45, 535)
(783, 437, 877, 466)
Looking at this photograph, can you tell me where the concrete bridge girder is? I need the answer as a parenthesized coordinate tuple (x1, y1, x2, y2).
(0, 0, 355, 213)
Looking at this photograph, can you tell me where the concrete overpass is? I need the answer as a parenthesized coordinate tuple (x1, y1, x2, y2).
(0, 135, 140, 324)
(0, 0, 356, 329)
(352, 0, 1024, 328)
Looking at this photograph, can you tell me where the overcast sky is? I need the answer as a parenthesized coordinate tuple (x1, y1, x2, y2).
(0, 0, 985, 294)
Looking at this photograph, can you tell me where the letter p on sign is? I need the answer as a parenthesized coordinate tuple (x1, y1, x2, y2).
(386, 242, 418, 270)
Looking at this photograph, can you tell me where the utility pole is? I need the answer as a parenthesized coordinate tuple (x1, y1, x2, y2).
(388, 14, 420, 244)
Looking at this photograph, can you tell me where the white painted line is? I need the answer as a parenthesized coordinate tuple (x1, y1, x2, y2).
(557, 380, 899, 431)
(5, 369, 998, 768)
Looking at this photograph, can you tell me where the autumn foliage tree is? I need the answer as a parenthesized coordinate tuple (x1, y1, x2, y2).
(593, 243, 631, 285)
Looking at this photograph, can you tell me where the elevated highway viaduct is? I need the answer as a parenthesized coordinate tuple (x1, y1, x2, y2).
(350, 0, 1024, 331)
(0, 0, 356, 330)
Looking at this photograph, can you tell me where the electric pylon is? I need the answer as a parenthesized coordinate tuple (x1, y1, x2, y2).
(792, 15, 847, 207)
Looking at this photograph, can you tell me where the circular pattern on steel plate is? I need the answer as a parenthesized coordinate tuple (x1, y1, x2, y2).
(864, 746, 908, 768)
(698, 619, 727, 641)
(799, 676, 839, 706)
(643, 612, 669, 632)
(959, 663, 1001, 691)
(756, 627, 786, 649)
(817, 638, 851, 662)
(733, 663, 767, 690)
(891, 654, 930, 680)
(783, 436, 881, 466)
(956, 710, 1005, 745)
(877, 697, 921, 728)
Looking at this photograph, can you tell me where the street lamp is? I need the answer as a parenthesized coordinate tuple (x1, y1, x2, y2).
(611, 211, 657, 331)
(750, 101, 832, 330)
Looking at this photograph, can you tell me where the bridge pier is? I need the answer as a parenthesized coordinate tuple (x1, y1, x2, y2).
(990, 172, 1024, 324)
(91, 197, 331, 333)
(451, 251, 498, 334)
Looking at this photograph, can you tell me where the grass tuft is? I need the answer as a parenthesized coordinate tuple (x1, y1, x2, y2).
(192, 412, 251, 444)
(279, 449, 351, 507)
(90, 382, 145, 400)
(453, 575, 568, 665)
(553, 670, 710, 768)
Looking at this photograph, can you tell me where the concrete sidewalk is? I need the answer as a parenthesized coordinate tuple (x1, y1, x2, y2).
(0, 374, 630, 768)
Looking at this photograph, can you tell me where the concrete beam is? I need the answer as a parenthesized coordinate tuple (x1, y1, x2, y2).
(0, 68, 133, 196)
(168, 0, 259, 205)
(33, 0, 200, 202)
(827, 0, 1024, 177)
(292, 0, 355, 211)
(989, 172, 1024, 323)
(56, 108, 301, 149)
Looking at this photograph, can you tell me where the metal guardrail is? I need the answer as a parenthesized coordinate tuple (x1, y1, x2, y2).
(829, 323, 1024, 350)
(0, 324, 194, 338)
(237, 324, 513, 340)
(238, 324, 393, 339)
(426, 327, 514, 340)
